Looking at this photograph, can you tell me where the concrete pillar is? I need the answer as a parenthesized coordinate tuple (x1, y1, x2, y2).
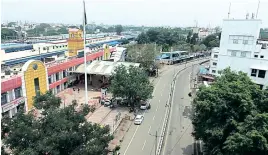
(8, 110, 12, 118)
(11, 89, 15, 100)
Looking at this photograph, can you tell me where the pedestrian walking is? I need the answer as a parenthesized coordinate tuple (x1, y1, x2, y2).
(78, 88, 80, 93)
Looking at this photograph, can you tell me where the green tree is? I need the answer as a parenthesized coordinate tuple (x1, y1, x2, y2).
(192, 68, 268, 155)
(1, 28, 17, 39)
(186, 31, 192, 43)
(136, 32, 149, 44)
(109, 65, 153, 107)
(2, 93, 113, 155)
(127, 44, 160, 70)
(115, 25, 123, 35)
(201, 33, 220, 49)
(190, 33, 199, 45)
(57, 27, 68, 34)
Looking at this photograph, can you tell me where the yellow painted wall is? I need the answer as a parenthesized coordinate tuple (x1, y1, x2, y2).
(67, 29, 84, 57)
(103, 44, 110, 60)
(23, 61, 48, 110)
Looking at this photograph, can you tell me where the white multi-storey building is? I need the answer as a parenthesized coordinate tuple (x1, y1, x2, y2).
(209, 19, 268, 89)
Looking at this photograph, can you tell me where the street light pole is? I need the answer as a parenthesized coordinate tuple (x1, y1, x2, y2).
(155, 130, 158, 155)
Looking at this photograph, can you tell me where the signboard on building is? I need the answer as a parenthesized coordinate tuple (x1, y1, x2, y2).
(1, 97, 25, 113)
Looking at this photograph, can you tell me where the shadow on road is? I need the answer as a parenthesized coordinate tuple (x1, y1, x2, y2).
(182, 105, 193, 119)
(182, 144, 194, 155)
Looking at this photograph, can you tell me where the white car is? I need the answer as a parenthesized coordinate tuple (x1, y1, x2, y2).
(134, 115, 144, 125)
(140, 101, 151, 110)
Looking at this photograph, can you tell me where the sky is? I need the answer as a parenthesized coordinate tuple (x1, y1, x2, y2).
(1, 0, 268, 28)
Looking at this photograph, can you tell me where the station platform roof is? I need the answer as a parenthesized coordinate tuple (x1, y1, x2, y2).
(73, 60, 140, 76)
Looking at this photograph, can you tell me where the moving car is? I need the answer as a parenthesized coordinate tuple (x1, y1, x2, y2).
(134, 115, 144, 125)
(140, 100, 151, 110)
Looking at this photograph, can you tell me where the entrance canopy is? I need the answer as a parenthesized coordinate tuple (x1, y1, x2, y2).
(73, 60, 140, 76)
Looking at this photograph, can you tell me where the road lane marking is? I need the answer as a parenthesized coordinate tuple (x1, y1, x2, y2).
(148, 126, 151, 133)
(153, 116, 155, 120)
(142, 140, 147, 150)
(123, 125, 140, 155)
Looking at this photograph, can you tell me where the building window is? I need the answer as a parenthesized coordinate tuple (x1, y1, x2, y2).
(241, 51, 247, 57)
(231, 51, 237, 56)
(64, 82, 68, 89)
(243, 36, 254, 45)
(257, 84, 264, 90)
(14, 87, 22, 99)
(258, 70, 266, 78)
(48, 75, 52, 84)
(63, 70, 67, 78)
(213, 62, 217, 66)
(214, 54, 218, 58)
(260, 55, 264, 58)
(57, 85, 60, 93)
(34, 78, 40, 96)
(212, 70, 216, 73)
(1, 93, 7, 105)
(254, 55, 258, 58)
(243, 40, 248, 45)
(233, 39, 238, 44)
(251, 69, 257, 77)
(56, 73, 59, 81)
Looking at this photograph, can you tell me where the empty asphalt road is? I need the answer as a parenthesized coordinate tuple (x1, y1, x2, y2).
(162, 64, 198, 155)
(120, 59, 205, 155)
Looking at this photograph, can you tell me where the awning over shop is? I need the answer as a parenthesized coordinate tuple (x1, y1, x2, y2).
(73, 60, 140, 76)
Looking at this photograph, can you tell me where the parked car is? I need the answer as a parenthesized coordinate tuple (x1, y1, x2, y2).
(134, 115, 144, 125)
(140, 100, 151, 110)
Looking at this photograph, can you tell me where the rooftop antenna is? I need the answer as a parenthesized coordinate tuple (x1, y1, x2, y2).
(228, 2, 231, 19)
(256, 0, 260, 18)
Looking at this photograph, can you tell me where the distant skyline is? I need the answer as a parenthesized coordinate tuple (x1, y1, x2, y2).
(1, 0, 268, 28)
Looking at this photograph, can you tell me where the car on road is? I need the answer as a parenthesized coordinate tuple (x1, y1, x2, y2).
(134, 115, 144, 125)
(140, 100, 151, 110)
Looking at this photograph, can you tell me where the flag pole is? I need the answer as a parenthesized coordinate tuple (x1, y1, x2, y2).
(83, 0, 88, 105)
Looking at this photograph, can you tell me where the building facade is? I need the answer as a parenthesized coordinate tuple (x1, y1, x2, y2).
(1, 29, 120, 118)
(209, 19, 268, 89)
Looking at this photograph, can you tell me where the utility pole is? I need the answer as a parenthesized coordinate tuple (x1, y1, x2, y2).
(155, 131, 158, 155)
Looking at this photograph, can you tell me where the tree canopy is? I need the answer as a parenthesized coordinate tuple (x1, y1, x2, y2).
(192, 68, 268, 155)
(109, 65, 153, 106)
(136, 28, 188, 49)
(1, 91, 113, 155)
(126, 44, 160, 70)
(201, 33, 221, 49)
(135, 28, 209, 52)
(1, 28, 17, 39)
(115, 25, 123, 35)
